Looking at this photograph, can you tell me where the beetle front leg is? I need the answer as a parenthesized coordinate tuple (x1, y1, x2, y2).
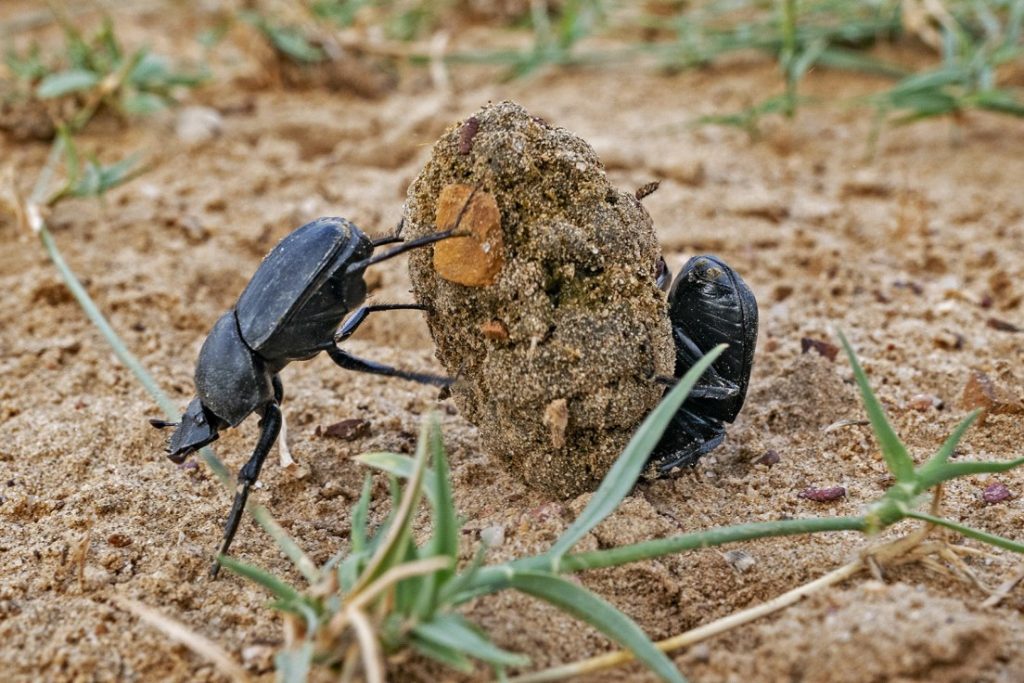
(325, 345, 451, 388)
(335, 303, 429, 343)
(210, 402, 282, 579)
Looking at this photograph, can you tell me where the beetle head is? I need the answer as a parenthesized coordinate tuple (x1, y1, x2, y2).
(152, 398, 225, 463)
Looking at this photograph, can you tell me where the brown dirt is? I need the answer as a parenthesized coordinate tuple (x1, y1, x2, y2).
(2, 3, 1024, 682)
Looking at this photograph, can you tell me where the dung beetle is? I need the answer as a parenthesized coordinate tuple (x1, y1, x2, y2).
(650, 254, 758, 474)
(151, 216, 455, 576)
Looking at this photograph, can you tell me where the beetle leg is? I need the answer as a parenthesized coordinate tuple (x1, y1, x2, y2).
(652, 408, 726, 474)
(335, 303, 429, 343)
(325, 345, 451, 388)
(655, 374, 739, 400)
(210, 402, 282, 579)
(272, 374, 284, 404)
(371, 217, 406, 247)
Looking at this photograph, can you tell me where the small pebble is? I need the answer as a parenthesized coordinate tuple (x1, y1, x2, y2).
(480, 525, 506, 547)
(756, 450, 781, 467)
(175, 105, 223, 145)
(635, 181, 661, 200)
(722, 549, 756, 573)
(907, 393, 944, 412)
(480, 319, 509, 341)
(960, 370, 1024, 425)
(987, 317, 1023, 333)
(322, 418, 371, 441)
(542, 399, 569, 449)
(801, 337, 839, 361)
(458, 116, 480, 154)
(982, 482, 1012, 504)
(107, 533, 132, 548)
(798, 486, 846, 502)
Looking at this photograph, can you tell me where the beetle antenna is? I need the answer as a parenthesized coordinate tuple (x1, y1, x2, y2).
(347, 229, 461, 274)
(149, 418, 179, 429)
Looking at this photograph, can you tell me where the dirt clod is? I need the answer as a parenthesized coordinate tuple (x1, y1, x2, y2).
(960, 369, 1024, 424)
(801, 336, 839, 361)
(405, 101, 673, 497)
(322, 418, 372, 441)
(798, 485, 847, 502)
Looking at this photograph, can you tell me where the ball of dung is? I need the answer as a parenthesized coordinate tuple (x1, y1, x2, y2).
(404, 101, 674, 498)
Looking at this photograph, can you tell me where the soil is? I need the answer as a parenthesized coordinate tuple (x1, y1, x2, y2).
(2, 3, 1024, 682)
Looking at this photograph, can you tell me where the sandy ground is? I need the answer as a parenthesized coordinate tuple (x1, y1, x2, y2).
(2, 3, 1024, 681)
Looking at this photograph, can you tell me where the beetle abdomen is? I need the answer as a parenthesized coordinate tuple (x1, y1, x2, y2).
(195, 313, 274, 426)
(667, 255, 758, 424)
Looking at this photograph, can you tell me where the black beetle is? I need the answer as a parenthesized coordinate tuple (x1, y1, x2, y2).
(151, 216, 454, 576)
(650, 254, 758, 474)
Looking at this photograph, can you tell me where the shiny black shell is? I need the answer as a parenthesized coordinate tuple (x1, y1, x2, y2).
(235, 217, 373, 362)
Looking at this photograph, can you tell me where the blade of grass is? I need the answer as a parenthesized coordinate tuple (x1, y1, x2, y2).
(412, 613, 529, 669)
(546, 345, 725, 560)
(350, 474, 373, 555)
(357, 452, 439, 507)
(414, 416, 458, 617)
(217, 555, 303, 603)
(410, 634, 475, 673)
(249, 504, 319, 584)
(838, 330, 915, 482)
(275, 642, 314, 683)
(507, 572, 685, 683)
(917, 456, 1024, 491)
(916, 410, 981, 471)
(906, 510, 1024, 554)
(349, 418, 431, 594)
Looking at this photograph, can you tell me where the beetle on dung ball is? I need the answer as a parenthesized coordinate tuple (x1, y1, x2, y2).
(151, 217, 457, 577)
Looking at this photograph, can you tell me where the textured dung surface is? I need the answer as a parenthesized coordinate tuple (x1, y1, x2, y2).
(403, 101, 674, 497)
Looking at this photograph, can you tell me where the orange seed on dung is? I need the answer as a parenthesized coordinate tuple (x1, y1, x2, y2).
(433, 184, 504, 286)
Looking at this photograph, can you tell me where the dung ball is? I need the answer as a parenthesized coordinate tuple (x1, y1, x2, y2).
(404, 101, 673, 498)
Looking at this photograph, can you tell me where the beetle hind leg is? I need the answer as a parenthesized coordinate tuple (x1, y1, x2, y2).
(649, 407, 725, 475)
(326, 345, 451, 388)
(210, 402, 282, 578)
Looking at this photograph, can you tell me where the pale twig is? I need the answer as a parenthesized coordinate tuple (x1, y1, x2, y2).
(348, 608, 385, 683)
(328, 556, 452, 635)
(511, 560, 864, 683)
(982, 565, 1024, 608)
(114, 597, 251, 683)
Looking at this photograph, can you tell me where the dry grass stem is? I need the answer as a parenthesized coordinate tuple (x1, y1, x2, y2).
(114, 597, 251, 683)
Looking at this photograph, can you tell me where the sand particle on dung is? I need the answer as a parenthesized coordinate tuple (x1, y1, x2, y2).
(404, 101, 674, 497)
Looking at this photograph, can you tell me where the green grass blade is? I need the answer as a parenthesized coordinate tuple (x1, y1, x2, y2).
(350, 474, 373, 555)
(37, 68, 99, 98)
(838, 331, 914, 482)
(410, 633, 475, 673)
(906, 511, 1024, 554)
(438, 540, 489, 606)
(249, 505, 319, 584)
(412, 614, 529, 668)
(507, 572, 685, 683)
(916, 410, 981, 475)
(357, 452, 439, 507)
(415, 415, 459, 618)
(350, 417, 431, 593)
(547, 345, 725, 560)
(428, 416, 458, 579)
(917, 456, 1024, 491)
(275, 642, 314, 683)
(217, 555, 302, 602)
